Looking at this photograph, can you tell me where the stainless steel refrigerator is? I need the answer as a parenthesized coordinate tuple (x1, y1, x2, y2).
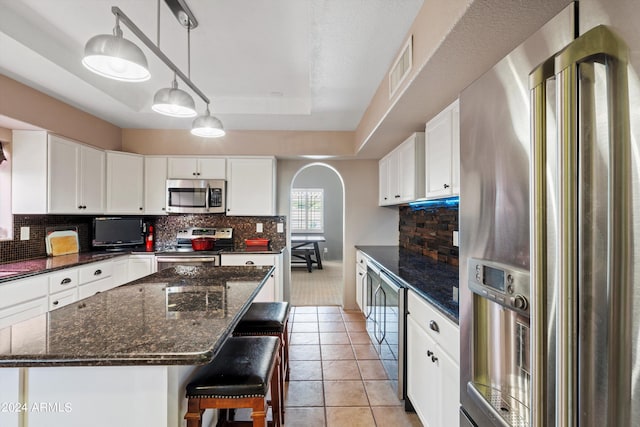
(459, 0, 640, 426)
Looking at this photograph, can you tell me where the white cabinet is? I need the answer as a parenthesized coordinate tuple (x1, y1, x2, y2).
(128, 254, 156, 282)
(226, 157, 276, 216)
(378, 132, 425, 206)
(425, 99, 460, 198)
(220, 253, 282, 302)
(144, 156, 168, 215)
(355, 250, 368, 313)
(49, 134, 106, 214)
(0, 275, 49, 329)
(78, 261, 114, 299)
(11, 131, 105, 214)
(167, 157, 226, 179)
(106, 151, 144, 214)
(406, 290, 459, 427)
(48, 269, 79, 311)
(112, 256, 129, 287)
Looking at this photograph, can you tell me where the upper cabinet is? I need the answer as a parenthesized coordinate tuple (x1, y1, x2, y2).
(167, 157, 226, 179)
(425, 99, 460, 198)
(378, 132, 425, 206)
(144, 156, 168, 215)
(12, 131, 105, 214)
(226, 157, 276, 216)
(106, 151, 144, 214)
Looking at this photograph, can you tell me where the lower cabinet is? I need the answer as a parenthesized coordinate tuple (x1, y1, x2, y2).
(127, 254, 157, 282)
(355, 250, 368, 313)
(406, 290, 460, 427)
(220, 253, 282, 302)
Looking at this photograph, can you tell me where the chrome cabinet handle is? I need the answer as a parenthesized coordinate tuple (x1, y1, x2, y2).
(60, 278, 72, 285)
(94, 269, 102, 276)
(245, 261, 255, 265)
(429, 320, 439, 333)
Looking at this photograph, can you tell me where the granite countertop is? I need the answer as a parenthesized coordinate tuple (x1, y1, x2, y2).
(355, 245, 459, 323)
(0, 265, 273, 367)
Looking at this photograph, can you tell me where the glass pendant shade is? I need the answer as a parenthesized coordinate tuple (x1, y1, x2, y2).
(191, 107, 225, 137)
(82, 25, 150, 82)
(152, 78, 197, 117)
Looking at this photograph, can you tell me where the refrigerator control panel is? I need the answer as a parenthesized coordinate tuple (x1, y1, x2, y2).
(467, 258, 530, 316)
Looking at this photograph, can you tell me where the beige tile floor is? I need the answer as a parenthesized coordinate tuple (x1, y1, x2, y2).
(283, 306, 422, 427)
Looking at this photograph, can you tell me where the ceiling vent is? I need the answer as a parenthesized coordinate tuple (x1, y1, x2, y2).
(389, 35, 413, 99)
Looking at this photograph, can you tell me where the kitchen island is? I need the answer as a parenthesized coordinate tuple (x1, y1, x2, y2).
(0, 265, 274, 427)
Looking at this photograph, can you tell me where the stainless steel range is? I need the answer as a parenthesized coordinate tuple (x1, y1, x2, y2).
(155, 227, 234, 270)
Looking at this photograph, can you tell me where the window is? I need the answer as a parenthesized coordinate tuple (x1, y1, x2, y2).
(291, 188, 324, 233)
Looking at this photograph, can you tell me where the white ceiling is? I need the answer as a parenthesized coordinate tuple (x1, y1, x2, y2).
(0, 0, 423, 132)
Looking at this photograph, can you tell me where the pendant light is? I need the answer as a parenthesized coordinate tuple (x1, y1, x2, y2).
(191, 104, 225, 137)
(82, 15, 150, 82)
(152, 74, 197, 117)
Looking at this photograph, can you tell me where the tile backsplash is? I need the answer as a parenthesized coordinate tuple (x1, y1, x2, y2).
(0, 214, 286, 264)
(399, 205, 459, 266)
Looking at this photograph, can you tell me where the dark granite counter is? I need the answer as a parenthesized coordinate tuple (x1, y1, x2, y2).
(0, 251, 139, 283)
(0, 265, 273, 367)
(356, 245, 459, 323)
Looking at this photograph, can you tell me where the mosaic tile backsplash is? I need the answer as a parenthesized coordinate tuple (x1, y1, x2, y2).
(399, 205, 459, 266)
(0, 214, 286, 263)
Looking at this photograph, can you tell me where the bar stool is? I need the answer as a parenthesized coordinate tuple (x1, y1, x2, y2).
(233, 302, 291, 423)
(184, 336, 281, 427)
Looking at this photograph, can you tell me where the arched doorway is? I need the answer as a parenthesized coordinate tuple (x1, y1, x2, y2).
(289, 163, 345, 306)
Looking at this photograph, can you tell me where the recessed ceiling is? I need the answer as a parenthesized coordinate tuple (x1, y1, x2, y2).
(0, 0, 423, 132)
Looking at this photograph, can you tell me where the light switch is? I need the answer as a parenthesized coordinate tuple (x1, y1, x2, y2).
(277, 223, 284, 233)
(20, 226, 30, 241)
(453, 231, 459, 247)
(256, 223, 263, 233)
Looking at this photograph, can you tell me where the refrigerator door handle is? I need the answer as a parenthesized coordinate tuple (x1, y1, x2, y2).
(554, 25, 631, 427)
(529, 56, 555, 427)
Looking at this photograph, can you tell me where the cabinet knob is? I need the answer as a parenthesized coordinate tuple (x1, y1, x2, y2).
(193, 172, 197, 176)
(52, 300, 59, 306)
(443, 184, 450, 189)
(395, 195, 401, 198)
(427, 350, 433, 357)
(429, 320, 440, 333)
(162, 207, 166, 211)
(139, 207, 143, 210)
(431, 355, 438, 363)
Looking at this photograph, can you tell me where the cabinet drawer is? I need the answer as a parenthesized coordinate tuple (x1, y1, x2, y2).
(49, 288, 78, 311)
(78, 262, 113, 285)
(79, 277, 113, 299)
(221, 254, 275, 266)
(0, 296, 48, 329)
(408, 290, 459, 362)
(0, 276, 48, 309)
(48, 269, 79, 294)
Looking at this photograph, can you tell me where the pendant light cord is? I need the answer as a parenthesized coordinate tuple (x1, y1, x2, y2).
(156, 0, 161, 48)
(187, 24, 191, 79)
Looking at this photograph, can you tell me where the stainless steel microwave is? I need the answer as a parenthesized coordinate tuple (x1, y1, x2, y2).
(166, 179, 226, 214)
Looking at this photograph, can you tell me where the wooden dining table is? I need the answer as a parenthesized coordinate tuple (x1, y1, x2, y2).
(291, 234, 325, 271)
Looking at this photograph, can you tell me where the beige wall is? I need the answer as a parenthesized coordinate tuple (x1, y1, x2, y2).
(355, 0, 471, 152)
(277, 159, 398, 310)
(0, 126, 11, 142)
(0, 74, 121, 150)
(122, 129, 356, 157)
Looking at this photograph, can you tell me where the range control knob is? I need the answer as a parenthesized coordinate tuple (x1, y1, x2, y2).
(512, 295, 528, 311)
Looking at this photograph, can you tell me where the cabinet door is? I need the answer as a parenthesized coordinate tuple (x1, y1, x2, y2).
(356, 265, 366, 312)
(440, 345, 461, 427)
(11, 130, 48, 214)
(378, 156, 391, 205)
(397, 139, 416, 202)
(80, 145, 106, 213)
(48, 135, 79, 213)
(407, 314, 442, 427)
(49, 288, 78, 311)
(128, 255, 154, 282)
(197, 158, 226, 179)
(78, 277, 113, 299)
(425, 106, 453, 199)
(167, 157, 199, 178)
(451, 101, 460, 195)
(253, 273, 275, 302)
(227, 158, 275, 216)
(112, 257, 129, 287)
(106, 152, 144, 214)
(144, 157, 168, 215)
(387, 152, 400, 203)
(0, 297, 48, 329)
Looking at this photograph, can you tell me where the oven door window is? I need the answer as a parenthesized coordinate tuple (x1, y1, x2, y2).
(168, 188, 207, 208)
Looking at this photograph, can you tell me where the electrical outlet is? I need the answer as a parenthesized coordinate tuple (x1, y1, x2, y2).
(20, 226, 30, 241)
(453, 286, 459, 303)
(453, 231, 459, 247)
(277, 223, 284, 233)
(256, 223, 263, 233)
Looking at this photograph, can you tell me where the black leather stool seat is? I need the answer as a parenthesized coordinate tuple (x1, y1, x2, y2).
(186, 336, 279, 399)
(234, 302, 291, 334)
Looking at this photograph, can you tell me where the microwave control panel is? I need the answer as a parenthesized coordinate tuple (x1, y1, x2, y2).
(467, 258, 530, 316)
